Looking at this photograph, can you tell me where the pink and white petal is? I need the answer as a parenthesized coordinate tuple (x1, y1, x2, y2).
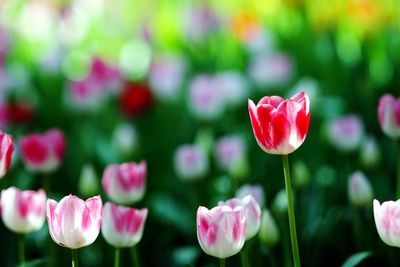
(248, 100, 268, 150)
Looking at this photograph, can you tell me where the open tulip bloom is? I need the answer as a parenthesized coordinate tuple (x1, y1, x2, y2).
(373, 199, 400, 248)
(248, 91, 310, 267)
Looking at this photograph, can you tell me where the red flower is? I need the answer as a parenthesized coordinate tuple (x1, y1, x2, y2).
(119, 82, 153, 116)
(0, 130, 13, 178)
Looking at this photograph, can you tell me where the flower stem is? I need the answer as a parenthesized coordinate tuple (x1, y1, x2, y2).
(18, 234, 25, 267)
(114, 247, 120, 267)
(397, 141, 400, 199)
(43, 175, 50, 195)
(240, 249, 249, 267)
(282, 155, 301, 267)
(131, 246, 140, 267)
(220, 258, 225, 267)
(71, 249, 78, 267)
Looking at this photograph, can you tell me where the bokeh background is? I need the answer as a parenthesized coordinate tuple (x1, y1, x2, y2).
(0, 0, 400, 266)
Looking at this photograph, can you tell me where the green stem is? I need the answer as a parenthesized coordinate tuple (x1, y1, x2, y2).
(43, 175, 50, 195)
(18, 234, 25, 267)
(114, 247, 120, 267)
(131, 246, 140, 267)
(397, 141, 400, 199)
(220, 258, 225, 267)
(240, 249, 249, 267)
(71, 249, 78, 267)
(282, 155, 301, 267)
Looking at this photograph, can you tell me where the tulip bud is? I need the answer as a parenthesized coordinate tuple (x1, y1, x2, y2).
(219, 195, 261, 240)
(214, 135, 246, 173)
(0, 130, 13, 178)
(174, 144, 208, 181)
(196, 205, 246, 258)
(378, 94, 400, 139)
(46, 195, 103, 249)
(102, 161, 146, 205)
(79, 164, 99, 197)
(235, 184, 265, 208)
(101, 202, 148, 248)
(259, 209, 279, 247)
(1, 187, 46, 233)
(293, 160, 311, 189)
(359, 136, 380, 168)
(348, 171, 373, 207)
(373, 199, 400, 247)
(112, 123, 138, 156)
(272, 189, 288, 216)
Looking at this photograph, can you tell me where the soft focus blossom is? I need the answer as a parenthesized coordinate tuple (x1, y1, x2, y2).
(184, 5, 221, 41)
(1, 187, 46, 233)
(243, 29, 275, 55)
(47, 195, 103, 249)
(326, 114, 364, 152)
(373, 199, 400, 248)
(235, 184, 265, 207)
(119, 82, 153, 116)
(348, 171, 373, 207)
(101, 202, 148, 248)
(293, 160, 311, 189)
(219, 195, 261, 240)
(0, 130, 13, 178)
(196, 205, 246, 258)
(19, 129, 66, 173)
(174, 144, 208, 181)
(248, 91, 310, 155)
(272, 189, 288, 215)
(102, 161, 146, 205)
(259, 209, 279, 247)
(112, 123, 138, 156)
(216, 71, 248, 107)
(214, 135, 246, 172)
(79, 164, 99, 197)
(360, 136, 381, 168)
(378, 94, 400, 139)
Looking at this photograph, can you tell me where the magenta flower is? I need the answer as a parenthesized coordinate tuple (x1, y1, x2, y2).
(1, 187, 46, 233)
(248, 91, 310, 155)
(102, 162, 146, 205)
(373, 199, 400, 248)
(378, 94, 400, 139)
(47, 195, 102, 249)
(0, 130, 13, 178)
(101, 202, 148, 248)
(19, 129, 65, 173)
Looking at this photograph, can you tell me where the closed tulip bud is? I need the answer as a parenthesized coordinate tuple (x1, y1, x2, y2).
(1, 187, 46, 233)
(259, 209, 279, 247)
(47, 195, 102, 249)
(360, 136, 380, 168)
(373, 199, 400, 247)
(378, 94, 400, 139)
(174, 144, 208, 181)
(293, 160, 311, 189)
(0, 130, 13, 178)
(248, 91, 310, 155)
(102, 161, 146, 205)
(219, 195, 261, 240)
(19, 129, 66, 173)
(348, 171, 373, 207)
(79, 164, 99, 197)
(214, 135, 246, 173)
(272, 189, 288, 216)
(196, 205, 246, 258)
(235, 184, 265, 207)
(101, 202, 148, 248)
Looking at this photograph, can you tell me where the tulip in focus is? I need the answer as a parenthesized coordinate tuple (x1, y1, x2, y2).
(102, 161, 146, 205)
(248, 91, 310, 155)
(197, 205, 246, 258)
(235, 184, 265, 207)
(101, 202, 148, 248)
(378, 94, 400, 139)
(0, 130, 13, 178)
(174, 144, 208, 181)
(19, 129, 66, 173)
(348, 171, 373, 208)
(1, 187, 46, 233)
(259, 209, 279, 247)
(47, 195, 102, 249)
(373, 199, 400, 248)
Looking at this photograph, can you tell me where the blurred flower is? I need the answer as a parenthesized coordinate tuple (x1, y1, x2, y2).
(214, 135, 246, 172)
(373, 199, 400, 248)
(184, 4, 221, 41)
(272, 189, 288, 215)
(79, 164, 99, 197)
(360, 136, 381, 168)
(89, 57, 121, 90)
(119, 81, 153, 116)
(219, 195, 261, 240)
(149, 53, 186, 101)
(289, 77, 320, 106)
(378, 94, 400, 139)
(243, 29, 276, 55)
(348, 171, 373, 207)
(248, 91, 310, 155)
(1, 187, 46, 233)
(293, 160, 311, 189)
(248, 52, 293, 88)
(112, 123, 138, 156)
(101, 202, 148, 248)
(196, 205, 246, 258)
(102, 161, 146, 205)
(19, 129, 66, 173)
(0, 100, 35, 127)
(231, 10, 262, 43)
(0, 130, 13, 178)
(0, 25, 10, 63)
(235, 184, 265, 207)
(174, 144, 208, 181)
(216, 71, 248, 107)
(259, 209, 279, 247)
(326, 114, 364, 152)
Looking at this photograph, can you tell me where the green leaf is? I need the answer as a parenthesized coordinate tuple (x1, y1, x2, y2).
(341, 251, 372, 267)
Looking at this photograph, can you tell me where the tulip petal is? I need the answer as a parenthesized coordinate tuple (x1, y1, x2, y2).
(248, 99, 267, 150)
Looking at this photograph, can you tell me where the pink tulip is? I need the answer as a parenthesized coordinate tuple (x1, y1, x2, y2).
(235, 184, 265, 207)
(197, 205, 246, 258)
(0, 130, 13, 178)
(19, 129, 65, 173)
(373, 199, 400, 247)
(174, 144, 208, 181)
(47, 195, 102, 249)
(101, 202, 148, 248)
(1, 187, 46, 233)
(326, 114, 364, 152)
(102, 162, 146, 205)
(378, 94, 400, 139)
(215, 135, 246, 172)
(348, 171, 373, 207)
(248, 91, 310, 155)
(219, 195, 261, 240)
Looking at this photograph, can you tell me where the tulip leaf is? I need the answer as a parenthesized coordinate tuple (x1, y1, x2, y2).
(341, 251, 372, 267)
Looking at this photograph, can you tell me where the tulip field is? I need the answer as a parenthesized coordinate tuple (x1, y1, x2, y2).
(1, 0, 400, 267)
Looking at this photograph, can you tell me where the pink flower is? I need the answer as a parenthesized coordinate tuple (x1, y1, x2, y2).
(197, 205, 246, 258)
(378, 94, 400, 139)
(174, 144, 208, 181)
(248, 91, 310, 155)
(19, 129, 66, 173)
(0, 130, 13, 178)
(47, 195, 102, 249)
(373, 199, 400, 248)
(101, 202, 148, 248)
(102, 162, 146, 205)
(348, 171, 373, 207)
(1, 187, 46, 233)
(235, 184, 265, 207)
(326, 115, 364, 152)
(215, 135, 246, 172)
(219, 195, 261, 240)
